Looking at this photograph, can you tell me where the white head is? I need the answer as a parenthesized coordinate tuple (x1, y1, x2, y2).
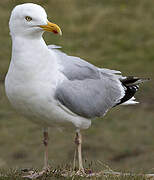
(9, 3, 62, 38)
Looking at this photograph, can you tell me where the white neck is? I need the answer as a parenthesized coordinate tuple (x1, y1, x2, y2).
(8, 35, 55, 82)
(11, 35, 51, 67)
(12, 35, 46, 56)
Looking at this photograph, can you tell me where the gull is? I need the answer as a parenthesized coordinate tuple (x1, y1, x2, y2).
(5, 3, 148, 174)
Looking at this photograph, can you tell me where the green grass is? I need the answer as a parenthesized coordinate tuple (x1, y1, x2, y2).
(0, 0, 154, 179)
(0, 167, 150, 180)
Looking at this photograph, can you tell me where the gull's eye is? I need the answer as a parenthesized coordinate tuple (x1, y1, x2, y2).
(25, 16, 32, 22)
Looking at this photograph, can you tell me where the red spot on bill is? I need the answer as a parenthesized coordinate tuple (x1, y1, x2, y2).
(53, 30, 58, 34)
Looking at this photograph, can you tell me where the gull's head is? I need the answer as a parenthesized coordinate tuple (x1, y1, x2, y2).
(9, 3, 62, 38)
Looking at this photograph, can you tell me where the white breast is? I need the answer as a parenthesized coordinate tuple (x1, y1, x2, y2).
(5, 38, 65, 123)
(5, 36, 91, 129)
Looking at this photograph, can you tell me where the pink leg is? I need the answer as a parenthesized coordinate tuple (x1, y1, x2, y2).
(22, 128, 50, 178)
(43, 128, 49, 170)
(74, 129, 84, 172)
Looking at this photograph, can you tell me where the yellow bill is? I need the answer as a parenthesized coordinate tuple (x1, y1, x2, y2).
(39, 21, 62, 35)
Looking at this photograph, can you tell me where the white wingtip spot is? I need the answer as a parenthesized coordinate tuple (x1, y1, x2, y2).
(121, 97, 139, 105)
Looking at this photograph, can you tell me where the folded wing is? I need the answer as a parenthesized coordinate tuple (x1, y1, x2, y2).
(49, 45, 125, 118)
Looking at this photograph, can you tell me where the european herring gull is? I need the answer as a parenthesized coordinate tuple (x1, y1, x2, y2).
(5, 3, 148, 175)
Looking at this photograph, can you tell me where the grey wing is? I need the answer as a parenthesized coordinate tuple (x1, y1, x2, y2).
(55, 78, 124, 118)
(48, 45, 123, 80)
(48, 45, 101, 80)
(49, 45, 125, 118)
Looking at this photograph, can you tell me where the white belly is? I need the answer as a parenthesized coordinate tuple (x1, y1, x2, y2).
(6, 37, 91, 129)
(5, 73, 91, 129)
(5, 80, 52, 122)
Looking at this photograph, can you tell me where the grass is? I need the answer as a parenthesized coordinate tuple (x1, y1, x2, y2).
(0, 166, 151, 180)
(0, 0, 154, 179)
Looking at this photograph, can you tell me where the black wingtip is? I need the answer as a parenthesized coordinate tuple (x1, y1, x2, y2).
(115, 76, 150, 107)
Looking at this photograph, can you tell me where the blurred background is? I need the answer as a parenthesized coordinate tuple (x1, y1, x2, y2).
(0, 0, 154, 174)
